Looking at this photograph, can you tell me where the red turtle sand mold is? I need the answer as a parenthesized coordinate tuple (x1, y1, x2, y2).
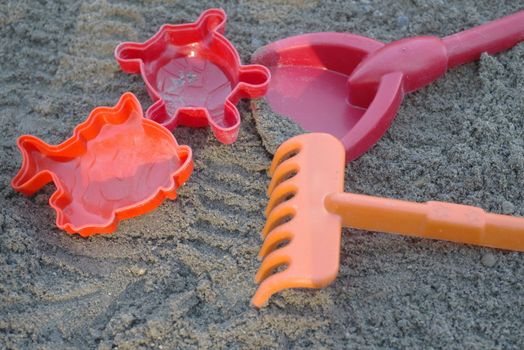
(115, 9, 270, 144)
(11, 93, 193, 236)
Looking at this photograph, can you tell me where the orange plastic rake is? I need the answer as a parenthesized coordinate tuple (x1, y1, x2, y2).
(253, 133, 524, 307)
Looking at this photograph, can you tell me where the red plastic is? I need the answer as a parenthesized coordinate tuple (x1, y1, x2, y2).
(252, 10, 524, 162)
(11, 93, 193, 236)
(115, 9, 270, 144)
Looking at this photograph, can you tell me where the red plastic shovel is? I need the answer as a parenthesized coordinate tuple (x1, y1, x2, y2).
(252, 11, 524, 162)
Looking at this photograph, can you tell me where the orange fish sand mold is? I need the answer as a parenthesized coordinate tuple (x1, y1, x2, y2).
(12, 92, 193, 236)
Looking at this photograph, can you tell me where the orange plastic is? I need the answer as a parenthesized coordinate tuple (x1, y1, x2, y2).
(11, 92, 193, 236)
(253, 133, 524, 307)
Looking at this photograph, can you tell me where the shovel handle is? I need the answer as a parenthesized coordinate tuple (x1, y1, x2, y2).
(443, 10, 524, 68)
(325, 193, 524, 252)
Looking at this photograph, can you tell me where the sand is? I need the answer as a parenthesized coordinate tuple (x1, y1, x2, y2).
(1, 0, 523, 348)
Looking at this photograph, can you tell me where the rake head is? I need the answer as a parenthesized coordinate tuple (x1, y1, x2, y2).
(252, 133, 346, 307)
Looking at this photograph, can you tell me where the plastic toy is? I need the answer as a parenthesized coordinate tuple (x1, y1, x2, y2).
(253, 133, 524, 307)
(252, 11, 524, 162)
(11, 93, 193, 236)
(115, 8, 270, 144)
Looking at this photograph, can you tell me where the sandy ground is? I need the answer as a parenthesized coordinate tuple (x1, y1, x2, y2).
(1, 0, 523, 348)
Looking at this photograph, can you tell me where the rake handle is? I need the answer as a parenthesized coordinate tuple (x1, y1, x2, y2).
(443, 10, 524, 68)
(325, 193, 524, 252)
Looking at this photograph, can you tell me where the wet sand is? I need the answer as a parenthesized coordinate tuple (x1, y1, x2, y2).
(1, 0, 523, 348)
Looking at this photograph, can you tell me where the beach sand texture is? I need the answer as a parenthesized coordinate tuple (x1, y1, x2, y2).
(1, 1, 523, 348)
